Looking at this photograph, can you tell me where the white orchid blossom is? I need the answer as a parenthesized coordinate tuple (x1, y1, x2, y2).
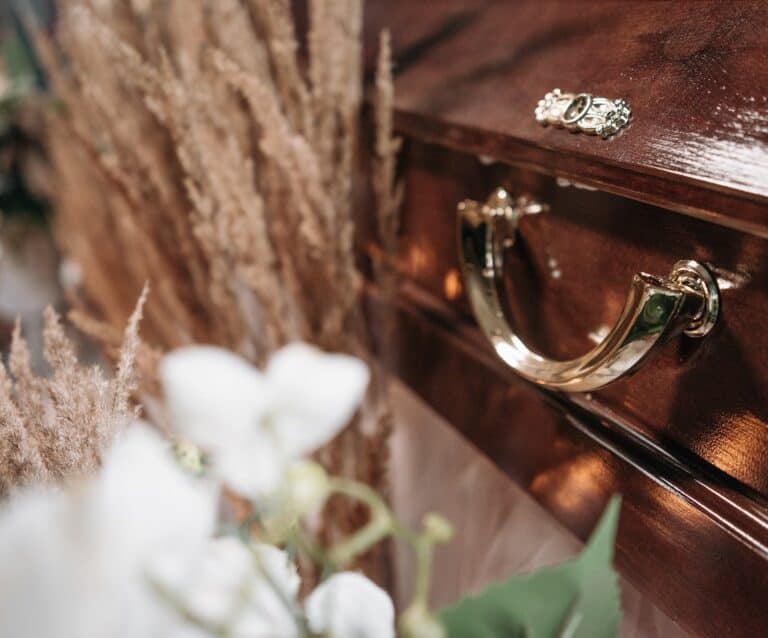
(0, 422, 397, 638)
(159, 342, 370, 500)
(0, 424, 218, 637)
(0, 346, 401, 638)
(89, 423, 218, 571)
(148, 536, 302, 637)
(305, 572, 396, 638)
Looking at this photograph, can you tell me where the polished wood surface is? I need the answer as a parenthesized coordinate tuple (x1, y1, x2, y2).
(365, 141, 768, 637)
(372, 288, 768, 637)
(360, 3, 768, 636)
(395, 140, 768, 501)
(364, 0, 768, 235)
(389, 383, 687, 637)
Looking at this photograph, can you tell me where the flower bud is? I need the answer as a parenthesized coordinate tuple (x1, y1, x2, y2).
(173, 440, 204, 475)
(260, 461, 330, 543)
(285, 460, 330, 515)
(400, 602, 446, 638)
(422, 512, 454, 544)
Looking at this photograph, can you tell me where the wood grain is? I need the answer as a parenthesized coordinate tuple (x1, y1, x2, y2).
(366, 0, 768, 235)
(359, 3, 768, 635)
(362, 139, 768, 637)
(390, 140, 768, 501)
(375, 291, 768, 637)
(390, 382, 687, 637)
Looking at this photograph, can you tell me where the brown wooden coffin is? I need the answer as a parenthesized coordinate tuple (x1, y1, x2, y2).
(363, 2, 768, 636)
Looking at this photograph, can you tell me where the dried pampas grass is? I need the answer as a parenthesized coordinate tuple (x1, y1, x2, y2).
(33, 0, 401, 583)
(0, 287, 146, 496)
(39, 0, 399, 362)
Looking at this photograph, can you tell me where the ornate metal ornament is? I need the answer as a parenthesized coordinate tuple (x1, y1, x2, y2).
(457, 188, 719, 392)
(535, 89, 631, 138)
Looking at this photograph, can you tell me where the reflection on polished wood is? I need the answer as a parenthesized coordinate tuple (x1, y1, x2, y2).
(361, 139, 768, 637)
(389, 383, 686, 637)
(360, 3, 768, 636)
(391, 140, 768, 501)
(366, 286, 768, 637)
(364, 0, 768, 235)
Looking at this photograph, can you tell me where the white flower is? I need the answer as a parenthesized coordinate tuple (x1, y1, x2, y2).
(0, 423, 219, 638)
(160, 342, 369, 499)
(149, 537, 301, 638)
(210, 429, 286, 499)
(0, 488, 84, 637)
(265, 343, 370, 458)
(159, 346, 269, 451)
(305, 572, 396, 638)
(88, 424, 218, 569)
(0, 421, 396, 638)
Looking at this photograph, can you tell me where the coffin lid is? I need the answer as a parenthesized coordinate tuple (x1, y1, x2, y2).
(366, 1, 768, 236)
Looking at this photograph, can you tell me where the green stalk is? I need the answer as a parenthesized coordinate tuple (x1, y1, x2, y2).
(325, 478, 394, 568)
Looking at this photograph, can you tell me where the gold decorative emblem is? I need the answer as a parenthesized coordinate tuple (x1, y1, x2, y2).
(535, 89, 630, 138)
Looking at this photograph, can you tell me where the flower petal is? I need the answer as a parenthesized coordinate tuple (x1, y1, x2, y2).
(0, 489, 79, 636)
(266, 343, 369, 457)
(212, 431, 285, 500)
(305, 572, 395, 638)
(148, 537, 301, 637)
(0, 423, 219, 637)
(231, 543, 302, 637)
(88, 423, 218, 569)
(160, 346, 268, 450)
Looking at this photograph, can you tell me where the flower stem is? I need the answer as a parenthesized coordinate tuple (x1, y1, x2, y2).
(413, 535, 434, 606)
(309, 476, 450, 638)
(326, 478, 394, 568)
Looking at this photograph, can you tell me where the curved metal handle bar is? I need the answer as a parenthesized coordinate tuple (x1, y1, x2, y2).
(458, 188, 720, 392)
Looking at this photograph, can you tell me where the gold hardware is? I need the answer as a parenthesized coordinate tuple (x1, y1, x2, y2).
(457, 188, 719, 392)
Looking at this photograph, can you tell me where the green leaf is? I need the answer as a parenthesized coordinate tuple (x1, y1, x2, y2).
(438, 496, 621, 638)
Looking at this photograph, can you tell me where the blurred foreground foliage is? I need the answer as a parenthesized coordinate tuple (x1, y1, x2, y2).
(439, 497, 622, 638)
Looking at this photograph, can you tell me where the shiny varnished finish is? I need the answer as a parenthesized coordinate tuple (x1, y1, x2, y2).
(390, 382, 689, 636)
(360, 3, 768, 636)
(390, 140, 768, 503)
(367, 0, 768, 235)
(370, 288, 768, 637)
(363, 140, 768, 637)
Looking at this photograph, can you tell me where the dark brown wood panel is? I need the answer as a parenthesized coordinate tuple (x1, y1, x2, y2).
(366, 0, 768, 234)
(359, 4, 768, 635)
(371, 287, 768, 638)
(390, 139, 768, 502)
